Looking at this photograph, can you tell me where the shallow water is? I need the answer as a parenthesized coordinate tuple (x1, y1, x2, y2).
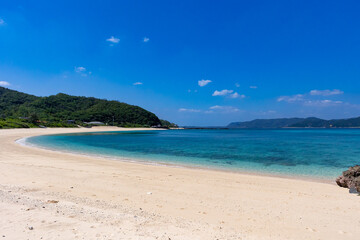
(26, 129, 360, 179)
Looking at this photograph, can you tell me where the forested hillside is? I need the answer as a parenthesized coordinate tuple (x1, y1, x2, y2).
(0, 87, 163, 128)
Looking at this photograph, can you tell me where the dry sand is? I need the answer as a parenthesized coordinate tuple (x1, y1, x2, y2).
(0, 127, 359, 240)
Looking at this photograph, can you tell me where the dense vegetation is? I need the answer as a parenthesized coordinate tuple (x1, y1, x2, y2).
(160, 119, 179, 128)
(0, 87, 164, 128)
(0, 118, 38, 129)
(228, 117, 360, 128)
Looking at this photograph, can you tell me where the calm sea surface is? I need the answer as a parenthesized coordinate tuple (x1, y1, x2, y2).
(26, 129, 360, 179)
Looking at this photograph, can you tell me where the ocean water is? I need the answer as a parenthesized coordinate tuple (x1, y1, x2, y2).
(26, 129, 360, 179)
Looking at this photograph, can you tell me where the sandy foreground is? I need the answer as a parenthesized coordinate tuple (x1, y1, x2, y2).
(0, 127, 359, 240)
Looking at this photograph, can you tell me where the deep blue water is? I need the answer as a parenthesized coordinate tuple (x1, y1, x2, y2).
(26, 129, 360, 179)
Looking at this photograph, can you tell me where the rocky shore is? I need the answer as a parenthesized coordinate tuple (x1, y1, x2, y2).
(336, 165, 360, 193)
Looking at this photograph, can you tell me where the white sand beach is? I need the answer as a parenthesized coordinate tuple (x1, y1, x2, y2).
(1, 127, 359, 240)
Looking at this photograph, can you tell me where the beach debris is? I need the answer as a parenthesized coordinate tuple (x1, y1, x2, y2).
(147, 192, 152, 195)
(28, 226, 34, 230)
(47, 200, 59, 204)
(336, 165, 360, 193)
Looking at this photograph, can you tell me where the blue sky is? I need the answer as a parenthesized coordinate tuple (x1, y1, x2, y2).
(1, 0, 360, 126)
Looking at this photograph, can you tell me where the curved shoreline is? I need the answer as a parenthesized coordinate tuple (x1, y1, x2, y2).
(1, 127, 360, 240)
(18, 130, 334, 184)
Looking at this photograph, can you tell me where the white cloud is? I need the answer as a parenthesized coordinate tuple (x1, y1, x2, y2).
(250, 86, 258, 89)
(0, 81, 10, 86)
(106, 36, 120, 44)
(212, 89, 245, 99)
(133, 82, 143, 85)
(178, 108, 201, 113)
(235, 83, 240, 87)
(198, 79, 212, 87)
(212, 89, 233, 96)
(143, 37, 150, 42)
(229, 92, 245, 99)
(0, 19, 5, 25)
(310, 89, 343, 96)
(75, 66, 86, 73)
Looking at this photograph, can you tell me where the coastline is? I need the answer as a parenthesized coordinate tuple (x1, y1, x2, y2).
(19, 134, 335, 185)
(1, 127, 360, 239)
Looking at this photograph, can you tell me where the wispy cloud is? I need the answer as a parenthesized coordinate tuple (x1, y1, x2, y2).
(188, 89, 198, 93)
(106, 36, 120, 44)
(304, 99, 343, 106)
(133, 82, 143, 85)
(278, 89, 345, 107)
(0, 18, 5, 25)
(277, 94, 304, 103)
(208, 105, 240, 113)
(198, 79, 212, 87)
(74, 66, 90, 77)
(75, 66, 86, 73)
(310, 89, 343, 96)
(0, 81, 10, 86)
(143, 37, 150, 43)
(178, 108, 201, 113)
(179, 106, 240, 114)
(278, 89, 344, 103)
(235, 83, 240, 87)
(250, 86, 258, 89)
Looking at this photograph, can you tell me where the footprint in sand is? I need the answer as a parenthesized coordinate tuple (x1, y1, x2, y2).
(306, 227, 317, 232)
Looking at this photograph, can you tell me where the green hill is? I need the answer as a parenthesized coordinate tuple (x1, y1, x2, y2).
(289, 117, 330, 128)
(227, 118, 305, 128)
(0, 87, 162, 128)
(228, 117, 360, 128)
(291, 117, 360, 128)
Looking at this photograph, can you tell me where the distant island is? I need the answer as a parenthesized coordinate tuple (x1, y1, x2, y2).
(0, 87, 177, 129)
(228, 117, 360, 128)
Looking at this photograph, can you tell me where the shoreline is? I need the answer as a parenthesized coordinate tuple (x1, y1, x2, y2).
(1, 127, 360, 240)
(19, 133, 335, 185)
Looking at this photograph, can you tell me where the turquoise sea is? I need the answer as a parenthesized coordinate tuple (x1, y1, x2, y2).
(26, 129, 360, 180)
